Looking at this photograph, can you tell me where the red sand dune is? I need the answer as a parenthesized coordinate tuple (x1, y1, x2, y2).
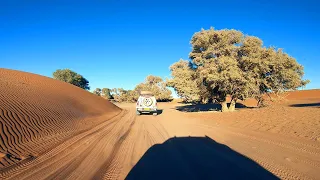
(0, 68, 121, 168)
(237, 89, 320, 107)
(285, 89, 320, 100)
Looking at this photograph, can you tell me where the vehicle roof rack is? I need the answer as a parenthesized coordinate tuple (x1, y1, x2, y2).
(140, 91, 153, 95)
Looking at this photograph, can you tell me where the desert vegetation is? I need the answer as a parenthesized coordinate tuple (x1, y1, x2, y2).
(93, 88, 113, 99)
(51, 28, 309, 113)
(52, 69, 172, 103)
(167, 27, 309, 112)
(93, 75, 173, 103)
(53, 68, 90, 90)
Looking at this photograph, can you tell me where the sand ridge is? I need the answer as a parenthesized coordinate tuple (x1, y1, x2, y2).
(0, 68, 121, 168)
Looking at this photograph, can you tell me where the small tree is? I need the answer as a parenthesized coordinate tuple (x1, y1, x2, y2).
(101, 88, 112, 99)
(53, 69, 90, 90)
(93, 88, 102, 96)
(111, 88, 123, 102)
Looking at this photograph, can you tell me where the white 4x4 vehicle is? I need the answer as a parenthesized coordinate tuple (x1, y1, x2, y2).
(136, 91, 158, 116)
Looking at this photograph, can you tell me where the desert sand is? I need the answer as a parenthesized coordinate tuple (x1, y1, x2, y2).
(0, 69, 121, 168)
(1, 68, 320, 180)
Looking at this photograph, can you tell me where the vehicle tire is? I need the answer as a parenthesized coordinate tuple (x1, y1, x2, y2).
(153, 112, 157, 116)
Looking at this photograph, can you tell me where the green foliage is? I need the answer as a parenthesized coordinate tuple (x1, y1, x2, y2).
(93, 88, 102, 96)
(53, 69, 90, 90)
(101, 88, 112, 99)
(111, 75, 173, 103)
(92, 87, 113, 99)
(135, 75, 172, 102)
(169, 27, 309, 111)
(111, 88, 138, 103)
(166, 60, 200, 102)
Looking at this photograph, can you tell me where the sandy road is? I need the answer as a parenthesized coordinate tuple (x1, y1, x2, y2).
(0, 106, 170, 180)
(1, 103, 320, 180)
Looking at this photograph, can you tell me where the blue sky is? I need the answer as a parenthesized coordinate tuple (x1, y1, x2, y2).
(1, 0, 319, 97)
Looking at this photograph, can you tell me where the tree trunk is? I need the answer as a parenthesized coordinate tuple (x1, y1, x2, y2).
(257, 99, 262, 107)
(221, 101, 228, 112)
(229, 98, 236, 111)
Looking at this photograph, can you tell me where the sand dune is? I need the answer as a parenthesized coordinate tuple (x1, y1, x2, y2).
(286, 89, 320, 100)
(0, 68, 121, 168)
(234, 89, 320, 107)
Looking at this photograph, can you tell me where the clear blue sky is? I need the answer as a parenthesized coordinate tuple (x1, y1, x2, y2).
(1, 0, 319, 96)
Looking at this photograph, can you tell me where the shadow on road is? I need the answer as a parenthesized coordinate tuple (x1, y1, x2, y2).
(139, 109, 163, 115)
(290, 102, 320, 108)
(125, 136, 279, 180)
(175, 103, 250, 112)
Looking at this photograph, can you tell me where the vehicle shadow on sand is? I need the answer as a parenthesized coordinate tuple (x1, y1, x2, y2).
(125, 136, 279, 180)
(290, 102, 320, 108)
(175, 103, 252, 112)
(139, 109, 163, 115)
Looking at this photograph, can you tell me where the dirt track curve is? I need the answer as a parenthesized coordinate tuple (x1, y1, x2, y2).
(1, 103, 319, 180)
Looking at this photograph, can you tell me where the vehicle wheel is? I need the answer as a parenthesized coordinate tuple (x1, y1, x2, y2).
(136, 111, 141, 115)
(153, 112, 157, 116)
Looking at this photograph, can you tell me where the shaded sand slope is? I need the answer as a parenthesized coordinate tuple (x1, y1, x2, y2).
(0, 68, 121, 168)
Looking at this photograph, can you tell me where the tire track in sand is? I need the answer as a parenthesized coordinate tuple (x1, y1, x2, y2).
(177, 119, 320, 180)
(0, 110, 126, 179)
(101, 110, 170, 180)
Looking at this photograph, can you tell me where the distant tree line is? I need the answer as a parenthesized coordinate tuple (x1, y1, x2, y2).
(93, 75, 173, 103)
(52, 69, 172, 103)
(92, 88, 113, 99)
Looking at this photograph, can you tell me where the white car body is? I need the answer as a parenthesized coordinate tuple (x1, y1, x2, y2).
(136, 91, 158, 115)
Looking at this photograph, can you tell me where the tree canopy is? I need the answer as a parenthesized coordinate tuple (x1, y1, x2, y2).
(166, 60, 200, 102)
(135, 75, 172, 102)
(111, 88, 138, 103)
(109, 75, 173, 103)
(168, 27, 309, 112)
(93, 88, 102, 96)
(101, 88, 112, 99)
(53, 69, 90, 90)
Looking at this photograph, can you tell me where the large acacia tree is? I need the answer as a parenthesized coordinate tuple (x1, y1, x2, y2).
(53, 69, 90, 90)
(168, 27, 309, 112)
